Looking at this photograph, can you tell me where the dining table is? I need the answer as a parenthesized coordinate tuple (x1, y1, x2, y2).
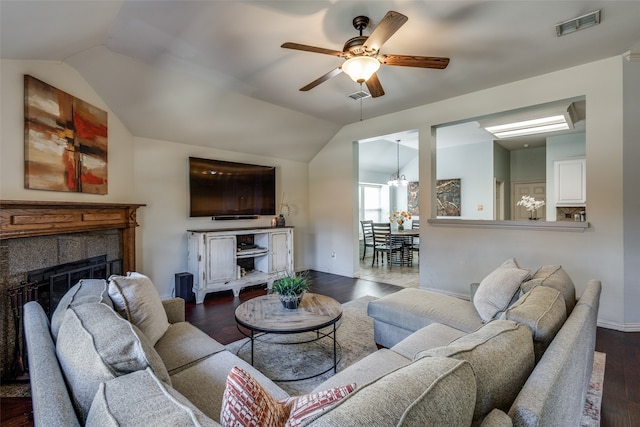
(389, 228, 419, 266)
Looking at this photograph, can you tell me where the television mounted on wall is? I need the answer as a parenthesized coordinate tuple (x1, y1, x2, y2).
(189, 157, 276, 219)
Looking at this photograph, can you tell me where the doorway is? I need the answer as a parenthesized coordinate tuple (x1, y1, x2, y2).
(512, 181, 546, 220)
(356, 130, 420, 288)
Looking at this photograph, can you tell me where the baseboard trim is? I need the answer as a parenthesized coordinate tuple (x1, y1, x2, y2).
(597, 320, 640, 332)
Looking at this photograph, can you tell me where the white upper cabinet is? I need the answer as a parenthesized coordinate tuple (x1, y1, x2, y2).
(554, 158, 586, 206)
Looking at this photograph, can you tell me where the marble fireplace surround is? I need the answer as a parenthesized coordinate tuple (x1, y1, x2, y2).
(0, 200, 144, 380)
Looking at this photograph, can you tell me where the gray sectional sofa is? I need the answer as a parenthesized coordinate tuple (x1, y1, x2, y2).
(23, 262, 601, 426)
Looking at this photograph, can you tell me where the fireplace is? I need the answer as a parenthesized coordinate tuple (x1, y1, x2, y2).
(0, 200, 144, 381)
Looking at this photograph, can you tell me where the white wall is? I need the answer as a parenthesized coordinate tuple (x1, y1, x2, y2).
(133, 137, 310, 298)
(623, 59, 640, 328)
(309, 56, 630, 330)
(1, 60, 136, 202)
(437, 141, 494, 219)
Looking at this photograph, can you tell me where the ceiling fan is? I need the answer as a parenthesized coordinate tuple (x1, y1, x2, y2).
(281, 11, 450, 98)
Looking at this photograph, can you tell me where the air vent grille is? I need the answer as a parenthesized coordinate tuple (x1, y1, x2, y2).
(348, 90, 371, 100)
(555, 10, 600, 37)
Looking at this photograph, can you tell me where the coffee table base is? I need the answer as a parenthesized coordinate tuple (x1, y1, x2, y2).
(235, 323, 342, 382)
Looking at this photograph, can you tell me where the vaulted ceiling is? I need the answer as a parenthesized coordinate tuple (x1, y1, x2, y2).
(2, 1, 639, 162)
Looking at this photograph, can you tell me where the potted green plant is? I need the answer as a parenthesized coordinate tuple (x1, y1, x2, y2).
(272, 272, 310, 309)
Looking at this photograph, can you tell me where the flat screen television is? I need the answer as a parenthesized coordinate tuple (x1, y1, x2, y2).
(189, 157, 276, 218)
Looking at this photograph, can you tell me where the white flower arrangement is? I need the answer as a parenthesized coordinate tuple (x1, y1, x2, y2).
(517, 195, 545, 219)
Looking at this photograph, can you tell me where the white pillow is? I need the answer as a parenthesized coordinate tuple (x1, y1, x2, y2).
(108, 272, 170, 345)
(473, 258, 530, 322)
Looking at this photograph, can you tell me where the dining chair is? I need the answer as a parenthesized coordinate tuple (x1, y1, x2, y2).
(411, 220, 420, 254)
(371, 222, 403, 267)
(360, 220, 375, 261)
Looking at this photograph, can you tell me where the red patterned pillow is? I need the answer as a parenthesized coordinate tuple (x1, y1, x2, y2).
(220, 366, 288, 427)
(283, 383, 356, 427)
(220, 366, 355, 427)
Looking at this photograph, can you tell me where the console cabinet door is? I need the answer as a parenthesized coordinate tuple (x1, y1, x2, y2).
(205, 235, 237, 284)
(555, 158, 586, 206)
(270, 230, 292, 274)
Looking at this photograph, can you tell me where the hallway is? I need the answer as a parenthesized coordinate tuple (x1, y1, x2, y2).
(358, 247, 419, 288)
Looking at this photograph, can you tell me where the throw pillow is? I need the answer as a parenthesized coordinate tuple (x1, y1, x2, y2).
(50, 278, 113, 340)
(473, 258, 531, 322)
(521, 265, 576, 314)
(220, 366, 354, 427)
(86, 368, 218, 427)
(220, 366, 289, 427)
(56, 302, 171, 423)
(282, 383, 355, 427)
(108, 272, 170, 345)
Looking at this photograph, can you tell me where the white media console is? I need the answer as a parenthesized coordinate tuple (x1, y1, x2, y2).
(187, 227, 294, 303)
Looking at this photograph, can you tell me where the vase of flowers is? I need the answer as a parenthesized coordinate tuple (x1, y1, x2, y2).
(516, 195, 546, 220)
(390, 211, 412, 230)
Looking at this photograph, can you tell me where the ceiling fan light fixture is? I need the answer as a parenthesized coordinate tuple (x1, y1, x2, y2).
(342, 56, 380, 83)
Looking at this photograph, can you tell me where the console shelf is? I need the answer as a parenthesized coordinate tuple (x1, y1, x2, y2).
(187, 227, 293, 303)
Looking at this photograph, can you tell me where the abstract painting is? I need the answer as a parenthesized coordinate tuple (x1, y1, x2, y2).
(407, 181, 419, 215)
(24, 75, 108, 194)
(436, 178, 461, 216)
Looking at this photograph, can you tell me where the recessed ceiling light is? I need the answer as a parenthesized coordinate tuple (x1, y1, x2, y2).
(555, 10, 601, 37)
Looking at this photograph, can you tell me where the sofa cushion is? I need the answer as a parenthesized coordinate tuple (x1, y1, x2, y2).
(501, 285, 567, 362)
(418, 320, 535, 426)
(368, 288, 484, 340)
(521, 265, 576, 314)
(56, 302, 171, 422)
(312, 348, 411, 393)
(169, 350, 289, 422)
(155, 322, 226, 374)
(108, 272, 170, 345)
(50, 279, 113, 340)
(304, 356, 476, 426)
(219, 366, 354, 427)
(473, 258, 530, 322)
(86, 368, 218, 427)
(391, 323, 467, 360)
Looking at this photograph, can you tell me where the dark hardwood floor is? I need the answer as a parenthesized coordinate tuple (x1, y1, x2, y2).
(2, 270, 638, 426)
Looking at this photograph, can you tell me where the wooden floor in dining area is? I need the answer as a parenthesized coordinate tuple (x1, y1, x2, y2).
(2, 270, 639, 427)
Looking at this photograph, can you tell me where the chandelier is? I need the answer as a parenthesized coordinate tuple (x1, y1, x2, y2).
(387, 139, 407, 186)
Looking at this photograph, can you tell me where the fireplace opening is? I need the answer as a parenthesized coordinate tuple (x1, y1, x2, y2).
(26, 255, 123, 317)
(8, 256, 123, 380)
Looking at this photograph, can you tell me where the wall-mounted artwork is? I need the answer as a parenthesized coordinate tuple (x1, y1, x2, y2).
(436, 178, 461, 216)
(408, 181, 419, 216)
(24, 75, 108, 194)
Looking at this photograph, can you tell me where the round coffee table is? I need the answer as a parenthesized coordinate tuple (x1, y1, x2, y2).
(234, 293, 343, 381)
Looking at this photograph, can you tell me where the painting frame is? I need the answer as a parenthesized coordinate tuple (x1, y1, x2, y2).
(436, 178, 461, 216)
(407, 181, 419, 216)
(24, 75, 108, 194)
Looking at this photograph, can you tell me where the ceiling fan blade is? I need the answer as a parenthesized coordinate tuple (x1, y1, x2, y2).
(363, 11, 408, 52)
(379, 54, 450, 69)
(365, 73, 385, 98)
(281, 42, 344, 57)
(300, 68, 343, 91)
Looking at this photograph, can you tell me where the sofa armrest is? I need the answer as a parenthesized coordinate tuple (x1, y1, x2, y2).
(480, 409, 513, 427)
(470, 283, 480, 302)
(24, 302, 81, 426)
(162, 298, 185, 323)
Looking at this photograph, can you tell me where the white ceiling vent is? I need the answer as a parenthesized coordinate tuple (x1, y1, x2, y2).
(348, 90, 371, 100)
(555, 10, 601, 37)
